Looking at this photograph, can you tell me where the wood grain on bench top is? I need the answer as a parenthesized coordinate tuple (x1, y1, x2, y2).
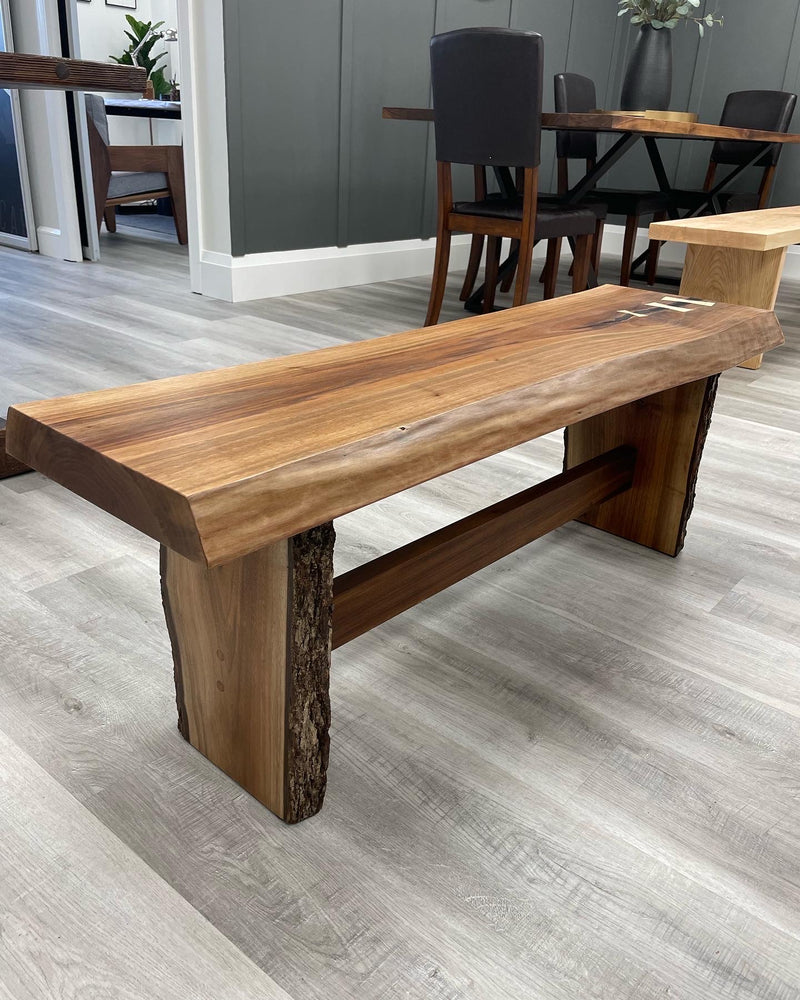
(650, 206, 800, 252)
(6, 284, 783, 567)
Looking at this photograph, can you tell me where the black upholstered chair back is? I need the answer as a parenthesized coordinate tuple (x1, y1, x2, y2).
(713, 90, 797, 166)
(554, 73, 598, 161)
(430, 28, 544, 167)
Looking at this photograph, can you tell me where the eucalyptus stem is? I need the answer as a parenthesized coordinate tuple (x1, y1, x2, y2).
(617, 0, 723, 36)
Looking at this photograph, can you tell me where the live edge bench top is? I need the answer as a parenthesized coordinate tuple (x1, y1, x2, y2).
(6, 284, 782, 568)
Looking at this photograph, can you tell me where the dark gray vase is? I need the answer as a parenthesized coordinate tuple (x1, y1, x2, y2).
(620, 25, 673, 111)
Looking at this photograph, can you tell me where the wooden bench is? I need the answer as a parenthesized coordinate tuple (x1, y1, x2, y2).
(6, 285, 783, 823)
(650, 206, 800, 370)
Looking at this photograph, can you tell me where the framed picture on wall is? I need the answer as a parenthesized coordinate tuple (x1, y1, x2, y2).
(106, 0, 136, 8)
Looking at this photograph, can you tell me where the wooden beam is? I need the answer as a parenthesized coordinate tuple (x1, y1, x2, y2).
(0, 419, 29, 480)
(0, 52, 146, 93)
(565, 378, 718, 557)
(161, 524, 335, 824)
(333, 447, 636, 648)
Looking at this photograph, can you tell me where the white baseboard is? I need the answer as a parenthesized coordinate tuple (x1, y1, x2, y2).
(199, 236, 476, 303)
(36, 226, 82, 262)
(197, 223, 800, 303)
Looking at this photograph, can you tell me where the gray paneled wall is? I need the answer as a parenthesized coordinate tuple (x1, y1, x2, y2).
(224, 0, 800, 257)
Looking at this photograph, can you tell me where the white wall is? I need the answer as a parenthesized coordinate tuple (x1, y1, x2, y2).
(176, 0, 231, 293)
(76, 0, 178, 78)
(9, 0, 82, 260)
(76, 0, 180, 144)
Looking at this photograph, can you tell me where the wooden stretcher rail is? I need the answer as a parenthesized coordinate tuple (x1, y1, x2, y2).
(333, 445, 636, 648)
(0, 51, 146, 93)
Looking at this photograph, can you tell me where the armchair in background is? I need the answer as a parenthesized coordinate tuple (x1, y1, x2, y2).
(84, 94, 188, 245)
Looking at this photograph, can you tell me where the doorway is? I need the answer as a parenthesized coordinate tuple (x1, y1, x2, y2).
(68, 0, 187, 258)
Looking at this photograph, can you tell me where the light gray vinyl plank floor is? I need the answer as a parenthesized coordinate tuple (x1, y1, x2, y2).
(0, 234, 799, 998)
(0, 727, 292, 1000)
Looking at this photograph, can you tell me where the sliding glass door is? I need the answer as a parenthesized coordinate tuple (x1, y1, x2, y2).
(0, 0, 36, 250)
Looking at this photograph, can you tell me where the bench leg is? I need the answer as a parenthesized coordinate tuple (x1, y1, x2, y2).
(160, 523, 335, 823)
(679, 243, 788, 371)
(564, 377, 718, 557)
(0, 420, 30, 479)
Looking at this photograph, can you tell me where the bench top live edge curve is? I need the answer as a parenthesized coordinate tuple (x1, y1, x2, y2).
(6, 285, 783, 568)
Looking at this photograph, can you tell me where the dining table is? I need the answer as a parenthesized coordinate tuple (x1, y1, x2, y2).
(383, 107, 800, 288)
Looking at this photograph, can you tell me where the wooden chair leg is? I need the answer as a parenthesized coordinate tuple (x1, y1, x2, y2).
(592, 218, 605, 276)
(459, 235, 484, 301)
(103, 206, 117, 233)
(500, 239, 520, 293)
(645, 212, 665, 286)
(424, 228, 452, 326)
(543, 238, 561, 299)
(167, 147, 189, 246)
(512, 234, 535, 308)
(620, 214, 639, 286)
(426, 162, 454, 327)
(483, 236, 502, 313)
(571, 234, 592, 294)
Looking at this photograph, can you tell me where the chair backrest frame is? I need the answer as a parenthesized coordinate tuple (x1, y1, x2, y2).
(430, 27, 544, 169)
(554, 72, 599, 162)
(712, 89, 797, 167)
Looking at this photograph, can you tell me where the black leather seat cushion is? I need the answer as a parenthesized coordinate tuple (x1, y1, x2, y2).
(539, 194, 607, 219)
(584, 188, 672, 215)
(452, 197, 598, 238)
(664, 189, 757, 213)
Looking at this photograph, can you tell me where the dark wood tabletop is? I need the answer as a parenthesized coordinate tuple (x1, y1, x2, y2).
(382, 107, 800, 144)
(105, 99, 182, 120)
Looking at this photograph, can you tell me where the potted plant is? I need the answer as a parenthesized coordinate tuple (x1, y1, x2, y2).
(110, 16, 171, 100)
(617, 1, 723, 111)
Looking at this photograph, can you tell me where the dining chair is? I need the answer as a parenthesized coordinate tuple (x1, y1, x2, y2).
(425, 28, 597, 326)
(551, 73, 671, 286)
(85, 94, 188, 245)
(646, 89, 797, 279)
(666, 90, 797, 214)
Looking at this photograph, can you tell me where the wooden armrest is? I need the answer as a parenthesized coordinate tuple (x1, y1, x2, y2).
(108, 145, 182, 172)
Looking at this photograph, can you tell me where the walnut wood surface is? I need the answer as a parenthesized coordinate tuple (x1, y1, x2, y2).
(333, 446, 636, 648)
(0, 52, 145, 93)
(0, 420, 29, 479)
(6, 285, 782, 567)
(564, 377, 719, 557)
(161, 524, 334, 822)
(382, 107, 800, 144)
(650, 206, 800, 251)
